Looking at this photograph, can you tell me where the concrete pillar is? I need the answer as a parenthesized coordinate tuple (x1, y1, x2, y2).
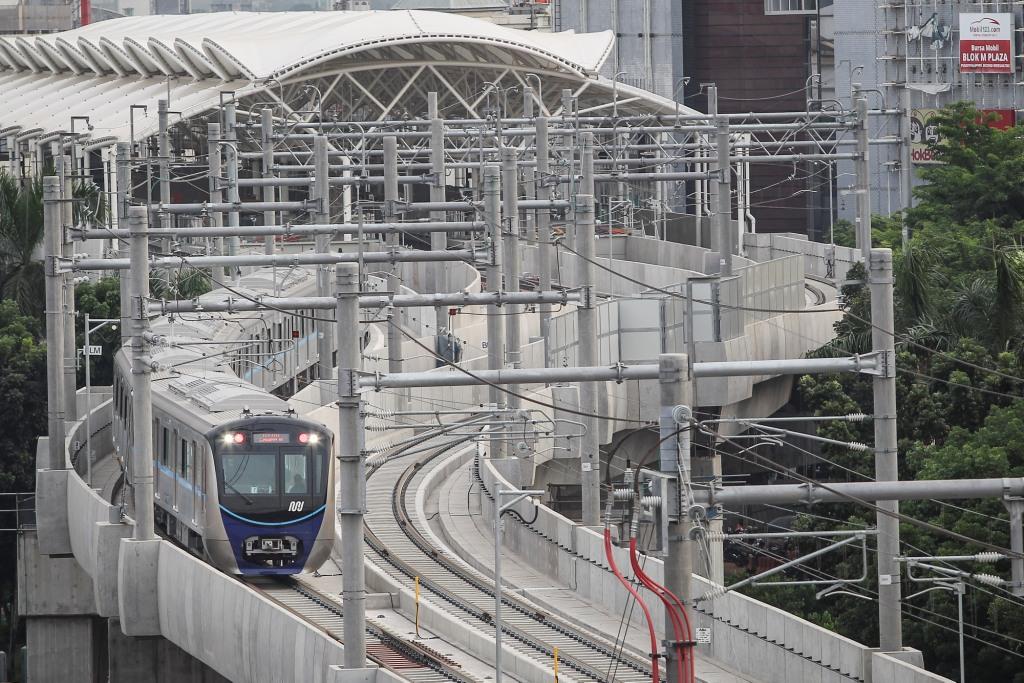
(27, 616, 106, 682)
(108, 619, 230, 683)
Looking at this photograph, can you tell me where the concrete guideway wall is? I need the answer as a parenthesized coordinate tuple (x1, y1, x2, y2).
(156, 542, 345, 683)
(872, 653, 954, 683)
(35, 398, 408, 683)
(478, 456, 875, 683)
(743, 232, 861, 286)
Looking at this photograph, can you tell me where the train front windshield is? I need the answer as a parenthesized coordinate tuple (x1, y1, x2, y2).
(214, 427, 329, 521)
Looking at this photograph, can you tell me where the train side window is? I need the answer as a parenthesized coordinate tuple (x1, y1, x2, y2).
(180, 438, 188, 477)
(162, 427, 169, 466)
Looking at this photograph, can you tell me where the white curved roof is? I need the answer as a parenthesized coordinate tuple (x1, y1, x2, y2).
(0, 11, 613, 81)
(0, 11, 616, 146)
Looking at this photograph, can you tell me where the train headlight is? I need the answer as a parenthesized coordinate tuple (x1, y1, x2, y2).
(223, 432, 245, 445)
(298, 433, 319, 445)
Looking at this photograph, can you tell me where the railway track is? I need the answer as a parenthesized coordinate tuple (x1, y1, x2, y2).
(249, 576, 478, 683)
(363, 431, 655, 683)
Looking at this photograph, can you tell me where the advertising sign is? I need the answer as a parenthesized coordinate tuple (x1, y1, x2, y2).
(910, 108, 1017, 164)
(959, 13, 1014, 74)
(910, 109, 941, 164)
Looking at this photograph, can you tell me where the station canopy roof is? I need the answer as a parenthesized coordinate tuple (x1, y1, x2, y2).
(0, 10, 691, 150)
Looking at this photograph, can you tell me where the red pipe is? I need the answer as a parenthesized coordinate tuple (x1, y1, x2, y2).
(630, 538, 689, 683)
(604, 528, 661, 683)
(80, 0, 90, 25)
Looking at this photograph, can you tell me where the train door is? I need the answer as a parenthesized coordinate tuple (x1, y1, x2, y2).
(172, 428, 180, 511)
(187, 439, 197, 526)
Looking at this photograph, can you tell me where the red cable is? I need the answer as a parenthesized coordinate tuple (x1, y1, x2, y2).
(604, 528, 661, 683)
(630, 538, 689, 683)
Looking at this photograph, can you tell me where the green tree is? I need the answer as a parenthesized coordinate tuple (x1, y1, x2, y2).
(0, 300, 48, 671)
(0, 174, 44, 318)
(75, 278, 122, 387)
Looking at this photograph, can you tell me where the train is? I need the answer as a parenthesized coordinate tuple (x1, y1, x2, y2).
(111, 265, 336, 576)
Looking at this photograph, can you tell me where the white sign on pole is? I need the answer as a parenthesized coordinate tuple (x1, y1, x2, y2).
(84, 345, 103, 356)
(695, 627, 712, 644)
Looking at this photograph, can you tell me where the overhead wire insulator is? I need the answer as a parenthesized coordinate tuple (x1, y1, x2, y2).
(974, 551, 1005, 563)
(845, 413, 869, 422)
(973, 573, 1006, 587)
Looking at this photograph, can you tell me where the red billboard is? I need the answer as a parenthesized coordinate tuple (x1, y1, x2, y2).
(959, 13, 1014, 74)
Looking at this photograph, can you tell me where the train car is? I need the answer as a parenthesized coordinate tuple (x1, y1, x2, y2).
(111, 266, 336, 576)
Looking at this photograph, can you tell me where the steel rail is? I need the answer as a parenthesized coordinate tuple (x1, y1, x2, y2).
(362, 432, 652, 682)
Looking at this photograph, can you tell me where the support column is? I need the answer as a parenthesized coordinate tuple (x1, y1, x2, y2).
(659, 355, 692, 683)
(335, 262, 367, 668)
(1005, 497, 1024, 597)
(260, 109, 276, 257)
(535, 117, 553, 359)
(128, 205, 155, 541)
(223, 102, 240, 283)
(706, 85, 718, 252)
(716, 116, 733, 277)
(314, 135, 334, 381)
(43, 176, 65, 471)
(854, 87, 871, 261)
(206, 123, 225, 285)
(157, 100, 172, 256)
(899, 86, 913, 226)
(501, 147, 522, 404)
(383, 135, 407, 411)
(577, 132, 599, 526)
(115, 143, 131, 346)
(428, 93, 447, 330)
(870, 248, 902, 651)
(483, 164, 505, 458)
(59, 155, 77, 421)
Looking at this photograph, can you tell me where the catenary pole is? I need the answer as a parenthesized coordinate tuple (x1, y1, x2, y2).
(578, 132, 600, 527)
(261, 108, 276, 257)
(535, 116, 553, 355)
(59, 155, 76, 421)
(383, 135, 407, 411)
(223, 101, 241, 283)
(716, 116, 733, 277)
(501, 147, 522, 399)
(484, 164, 505, 458)
(336, 261, 366, 667)
(313, 135, 334, 381)
(115, 142, 132, 345)
(207, 122, 225, 286)
(854, 86, 872, 261)
(870, 247, 902, 651)
(43, 177, 65, 471)
(428, 93, 448, 330)
(660, 355, 691, 683)
(128, 205, 155, 540)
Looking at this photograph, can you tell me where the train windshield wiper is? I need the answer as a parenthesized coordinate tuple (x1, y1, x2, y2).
(225, 482, 255, 505)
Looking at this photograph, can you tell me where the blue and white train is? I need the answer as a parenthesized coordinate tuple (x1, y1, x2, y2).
(111, 266, 336, 576)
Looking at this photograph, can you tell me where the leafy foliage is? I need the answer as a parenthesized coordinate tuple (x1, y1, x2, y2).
(736, 103, 1024, 681)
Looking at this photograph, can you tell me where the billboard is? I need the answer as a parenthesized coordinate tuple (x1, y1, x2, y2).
(910, 108, 1017, 164)
(959, 13, 1014, 74)
(910, 109, 942, 164)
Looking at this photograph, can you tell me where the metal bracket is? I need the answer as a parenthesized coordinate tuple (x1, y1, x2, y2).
(851, 350, 889, 377)
(579, 285, 594, 309)
(338, 369, 360, 398)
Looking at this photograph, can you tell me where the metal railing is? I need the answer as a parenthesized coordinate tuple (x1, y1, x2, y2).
(0, 493, 35, 532)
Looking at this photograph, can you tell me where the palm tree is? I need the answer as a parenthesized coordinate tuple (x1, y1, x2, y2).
(0, 170, 109, 319)
(0, 173, 45, 318)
